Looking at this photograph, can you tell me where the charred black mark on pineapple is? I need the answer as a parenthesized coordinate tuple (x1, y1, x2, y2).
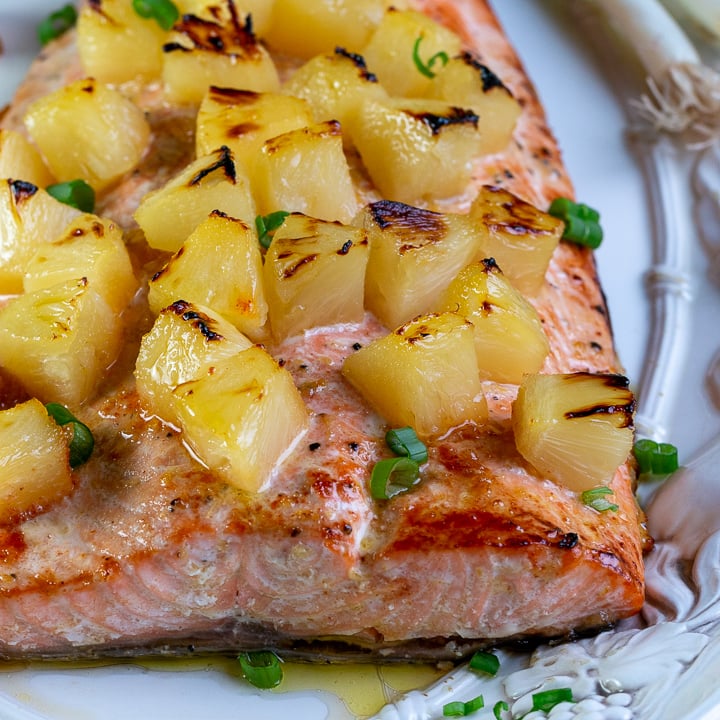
(228, 122, 260, 137)
(407, 106, 479, 135)
(457, 51, 512, 94)
(282, 254, 318, 279)
(208, 86, 260, 105)
(168, 300, 224, 342)
(337, 240, 353, 255)
(369, 200, 447, 252)
(189, 145, 236, 185)
(563, 373, 635, 427)
(9, 179, 38, 204)
(334, 47, 378, 82)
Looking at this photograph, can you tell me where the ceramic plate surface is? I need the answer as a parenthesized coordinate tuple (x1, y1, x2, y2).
(1, 1, 720, 719)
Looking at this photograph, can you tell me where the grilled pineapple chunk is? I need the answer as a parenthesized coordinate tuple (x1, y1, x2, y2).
(24, 214, 136, 314)
(163, 11, 279, 104)
(0, 278, 120, 406)
(469, 186, 564, 295)
(135, 300, 254, 422)
(196, 88, 313, 172)
(425, 52, 521, 155)
(0, 180, 81, 294)
(24, 78, 150, 191)
(350, 98, 479, 203)
(361, 8, 462, 97)
(0, 399, 73, 522)
(437, 259, 549, 384)
(358, 200, 479, 329)
(0, 130, 55, 187)
(513, 372, 635, 492)
(148, 210, 268, 340)
(263, 213, 369, 340)
(175, 0, 274, 38)
(343, 313, 486, 437)
(255, 120, 357, 223)
(77, 0, 167, 83)
(134, 146, 256, 252)
(265, 0, 386, 59)
(172, 346, 308, 492)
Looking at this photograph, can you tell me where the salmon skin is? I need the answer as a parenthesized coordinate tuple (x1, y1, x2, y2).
(0, 0, 647, 661)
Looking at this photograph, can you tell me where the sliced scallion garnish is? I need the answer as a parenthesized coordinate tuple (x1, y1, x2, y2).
(37, 4, 77, 46)
(45, 403, 94, 468)
(412, 35, 449, 79)
(493, 700, 509, 720)
(548, 197, 603, 249)
(581, 486, 619, 513)
(46, 179, 95, 213)
(256, 211, 290, 249)
(443, 695, 484, 716)
(370, 457, 421, 500)
(531, 688, 574, 713)
(132, 0, 180, 31)
(385, 426, 428, 464)
(468, 650, 500, 676)
(237, 650, 283, 689)
(633, 438, 679, 475)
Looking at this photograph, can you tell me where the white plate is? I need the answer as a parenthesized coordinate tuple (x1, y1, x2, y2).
(1, 2, 720, 719)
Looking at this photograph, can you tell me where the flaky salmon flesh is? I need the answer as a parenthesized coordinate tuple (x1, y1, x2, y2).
(0, 0, 648, 661)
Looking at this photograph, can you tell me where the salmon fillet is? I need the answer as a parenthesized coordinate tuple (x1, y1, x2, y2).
(0, 0, 647, 661)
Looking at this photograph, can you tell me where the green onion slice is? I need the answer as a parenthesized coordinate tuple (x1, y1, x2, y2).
(493, 700, 509, 720)
(46, 179, 95, 213)
(412, 36, 449, 79)
(531, 688, 573, 713)
(469, 650, 500, 676)
(548, 197, 603, 249)
(37, 4, 77, 46)
(256, 211, 290, 249)
(370, 457, 420, 500)
(385, 427, 428, 464)
(633, 438, 679, 476)
(132, 0, 180, 30)
(45, 403, 95, 468)
(443, 695, 484, 716)
(581, 486, 618, 513)
(237, 650, 283, 689)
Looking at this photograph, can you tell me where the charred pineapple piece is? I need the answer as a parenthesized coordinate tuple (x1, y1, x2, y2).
(350, 98, 480, 203)
(469, 186, 564, 295)
(255, 120, 357, 223)
(343, 312, 487, 438)
(0, 129, 55, 187)
(0, 399, 73, 522)
(437, 259, 549, 384)
(134, 146, 256, 252)
(263, 213, 369, 340)
(357, 200, 479, 329)
(148, 210, 268, 341)
(0, 278, 121, 406)
(513, 372, 635, 492)
(163, 8, 279, 104)
(24, 78, 150, 191)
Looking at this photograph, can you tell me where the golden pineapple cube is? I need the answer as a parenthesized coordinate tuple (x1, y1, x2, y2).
(172, 346, 308, 493)
(134, 146, 256, 252)
(135, 300, 254, 422)
(512, 372, 635, 493)
(24, 214, 136, 314)
(357, 200, 480, 329)
(77, 0, 168, 83)
(265, 0, 386, 59)
(0, 129, 55, 187)
(255, 120, 358, 223)
(163, 12, 279, 104)
(469, 185, 564, 295)
(263, 213, 369, 340)
(350, 98, 480, 203)
(343, 312, 487, 437)
(0, 179, 81, 295)
(0, 398, 73, 522)
(426, 52, 521, 155)
(196, 87, 313, 172)
(148, 210, 268, 340)
(437, 259, 549, 384)
(24, 78, 150, 191)
(0, 278, 121, 406)
(361, 8, 462, 97)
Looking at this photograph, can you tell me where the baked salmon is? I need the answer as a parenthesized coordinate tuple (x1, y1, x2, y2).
(0, 0, 647, 661)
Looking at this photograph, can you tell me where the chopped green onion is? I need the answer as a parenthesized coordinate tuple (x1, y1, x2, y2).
(493, 700, 509, 720)
(132, 0, 180, 31)
(443, 695, 484, 716)
(548, 197, 603, 249)
(45, 403, 94, 468)
(581, 486, 619, 513)
(531, 688, 573, 713)
(385, 427, 428, 464)
(37, 4, 77, 46)
(633, 438, 679, 475)
(469, 650, 500, 676)
(255, 211, 290, 249)
(412, 36, 449, 79)
(370, 457, 420, 499)
(46, 180, 95, 213)
(237, 650, 283, 689)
